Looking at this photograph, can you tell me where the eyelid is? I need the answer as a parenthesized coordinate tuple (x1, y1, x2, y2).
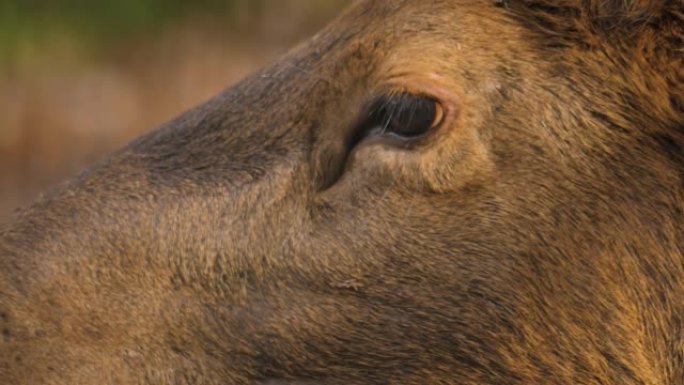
(343, 92, 442, 156)
(382, 76, 460, 130)
(350, 74, 460, 145)
(432, 100, 446, 128)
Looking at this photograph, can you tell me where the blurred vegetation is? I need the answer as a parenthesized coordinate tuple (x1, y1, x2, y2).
(0, 0, 257, 39)
(0, 0, 343, 68)
(0, 0, 348, 221)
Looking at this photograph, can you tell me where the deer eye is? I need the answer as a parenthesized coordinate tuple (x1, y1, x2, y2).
(358, 93, 445, 143)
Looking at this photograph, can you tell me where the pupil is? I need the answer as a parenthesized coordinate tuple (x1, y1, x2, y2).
(368, 93, 439, 138)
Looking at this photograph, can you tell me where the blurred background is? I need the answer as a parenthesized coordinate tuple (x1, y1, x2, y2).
(0, 0, 349, 222)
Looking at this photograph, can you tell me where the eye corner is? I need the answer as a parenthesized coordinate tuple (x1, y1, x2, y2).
(494, 0, 509, 9)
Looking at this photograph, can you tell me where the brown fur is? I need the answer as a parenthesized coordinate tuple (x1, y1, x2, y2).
(1, 0, 683, 384)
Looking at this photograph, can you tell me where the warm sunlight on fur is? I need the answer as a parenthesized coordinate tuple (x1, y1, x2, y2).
(1, 0, 682, 384)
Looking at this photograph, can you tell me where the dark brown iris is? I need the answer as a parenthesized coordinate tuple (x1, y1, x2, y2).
(363, 93, 444, 139)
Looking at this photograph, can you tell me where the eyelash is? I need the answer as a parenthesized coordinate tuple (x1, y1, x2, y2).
(317, 92, 445, 191)
(348, 92, 444, 149)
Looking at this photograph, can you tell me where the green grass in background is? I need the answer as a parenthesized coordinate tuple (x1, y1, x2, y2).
(0, 0, 262, 37)
(0, 0, 348, 70)
(0, 0, 271, 66)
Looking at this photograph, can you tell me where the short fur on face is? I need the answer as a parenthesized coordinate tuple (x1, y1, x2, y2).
(0, 1, 682, 384)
